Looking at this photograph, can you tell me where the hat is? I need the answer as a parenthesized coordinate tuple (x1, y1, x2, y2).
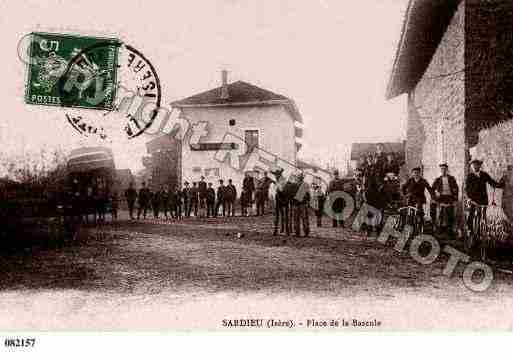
(411, 167, 421, 172)
(470, 159, 483, 165)
(439, 163, 448, 168)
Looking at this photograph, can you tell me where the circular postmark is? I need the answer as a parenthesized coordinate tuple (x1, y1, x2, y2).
(56, 39, 162, 140)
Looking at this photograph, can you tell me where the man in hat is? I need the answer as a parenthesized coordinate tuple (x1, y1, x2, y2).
(190, 182, 199, 217)
(431, 163, 459, 236)
(241, 172, 255, 216)
(401, 167, 434, 225)
(466, 159, 504, 205)
(124, 182, 137, 220)
(206, 182, 216, 217)
(256, 171, 274, 216)
(327, 169, 346, 227)
(137, 181, 151, 220)
(198, 176, 208, 217)
(215, 179, 226, 217)
(292, 172, 310, 237)
(225, 179, 237, 217)
(182, 181, 191, 217)
(465, 159, 505, 231)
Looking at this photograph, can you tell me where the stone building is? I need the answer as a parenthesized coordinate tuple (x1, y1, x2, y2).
(145, 134, 182, 191)
(162, 71, 304, 192)
(386, 0, 513, 212)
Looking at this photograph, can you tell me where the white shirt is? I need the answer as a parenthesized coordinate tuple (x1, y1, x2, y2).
(441, 176, 451, 195)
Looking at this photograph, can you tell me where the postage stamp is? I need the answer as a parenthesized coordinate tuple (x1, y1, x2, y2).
(25, 32, 119, 110)
(59, 41, 163, 139)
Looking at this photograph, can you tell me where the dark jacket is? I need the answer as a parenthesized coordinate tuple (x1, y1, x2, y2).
(242, 176, 255, 193)
(190, 187, 199, 202)
(125, 188, 137, 202)
(206, 188, 216, 203)
(217, 185, 226, 201)
(225, 184, 237, 201)
(401, 177, 433, 205)
(432, 175, 459, 201)
(383, 160, 400, 176)
(138, 188, 150, 204)
(465, 171, 503, 205)
(198, 181, 207, 199)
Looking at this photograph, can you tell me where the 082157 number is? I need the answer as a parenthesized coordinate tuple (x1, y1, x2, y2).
(4, 338, 36, 348)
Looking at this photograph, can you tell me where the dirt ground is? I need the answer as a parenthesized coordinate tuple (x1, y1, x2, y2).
(2, 211, 513, 330)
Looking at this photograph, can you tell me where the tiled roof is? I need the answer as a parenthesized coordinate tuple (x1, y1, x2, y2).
(385, 0, 460, 99)
(171, 81, 289, 106)
(171, 80, 303, 123)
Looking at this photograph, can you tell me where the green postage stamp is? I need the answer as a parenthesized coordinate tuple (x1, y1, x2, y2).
(25, 32, 119, 110)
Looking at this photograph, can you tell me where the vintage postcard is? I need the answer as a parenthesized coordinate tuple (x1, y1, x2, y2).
(1, 0, 513, 350)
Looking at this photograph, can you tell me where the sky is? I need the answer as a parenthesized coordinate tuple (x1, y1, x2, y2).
(0, 0, 408, 174)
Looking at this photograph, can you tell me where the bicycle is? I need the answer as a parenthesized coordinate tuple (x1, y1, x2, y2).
(464, 199, 489, 261)
(396, 205, 424, 237)
(433, 201, 455, 236)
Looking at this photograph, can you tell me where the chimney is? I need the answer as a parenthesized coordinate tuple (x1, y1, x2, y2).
(220, 69, 229, 99)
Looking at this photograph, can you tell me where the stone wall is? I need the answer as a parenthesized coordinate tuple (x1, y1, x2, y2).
(408, 1, 466, 190)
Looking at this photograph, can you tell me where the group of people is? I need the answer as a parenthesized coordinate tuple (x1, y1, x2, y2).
(400, 158, 505, 237)
(124, 172, 275, 220)
(345, 144, 403, 233)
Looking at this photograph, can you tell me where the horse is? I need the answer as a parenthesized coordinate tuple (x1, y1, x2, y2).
(270, 168, 298, 240)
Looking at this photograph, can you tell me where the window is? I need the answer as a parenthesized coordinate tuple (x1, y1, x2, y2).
(190, 143, 238, 151)
(244, 130, 259, 153)
(229, 119, 236, 126)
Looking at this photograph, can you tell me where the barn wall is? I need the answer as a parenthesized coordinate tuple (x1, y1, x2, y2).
(408, 0, 466, 191)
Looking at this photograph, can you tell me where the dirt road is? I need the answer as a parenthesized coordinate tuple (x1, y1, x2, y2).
(1, 214, 513, 330)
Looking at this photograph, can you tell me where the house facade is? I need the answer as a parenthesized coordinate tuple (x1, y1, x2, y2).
(151, 72, 304, 192)
(386, 0, 513, 208)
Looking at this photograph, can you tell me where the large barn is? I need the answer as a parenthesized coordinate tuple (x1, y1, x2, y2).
(386, 0, 513, 214)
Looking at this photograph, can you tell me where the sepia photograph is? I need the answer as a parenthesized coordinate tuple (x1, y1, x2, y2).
(1, 0, 513, 352)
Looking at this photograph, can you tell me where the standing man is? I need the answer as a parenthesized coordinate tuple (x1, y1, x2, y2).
(151, 187, 162, 219)
(311, 179, 326, 227)
(190, 182, 199, 217)
(137, 181, 150, 220)
(124, 182, 137, 220)
(241, 172, 255, 216)
(206, 182, 216, 218)
(292, 173, 310, 237)
(225, 179, 237, 216)
(198, 176, 208, 218)
(401, 167, 434, 228)
(465, 159, 505, 230)
(182, 181, 191, 217)
(160, 185, 170, 219)
(215, 179, 226, 217)
(431, 163, 459, 236)
(374, 143, 387, 179)
(175, 184, 183, 219)
(327, 169, 346, 227)
(256, 171, 273, 216)
(166, 184, 176, 219)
